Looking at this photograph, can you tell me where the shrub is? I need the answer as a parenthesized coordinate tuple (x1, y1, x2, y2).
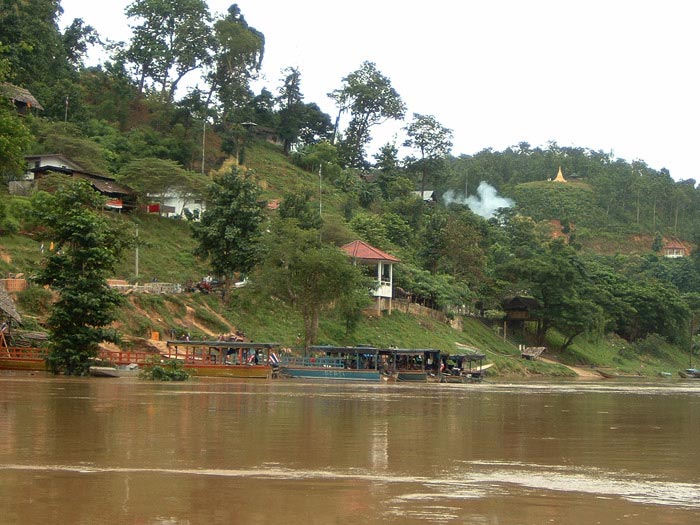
(139, 357, 190, 381)
(16, 286, 53, 315)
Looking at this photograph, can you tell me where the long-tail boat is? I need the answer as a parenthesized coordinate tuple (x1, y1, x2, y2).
(441, 349, 491, 382)
(163, 340, 281, 379)
(1, 333, 281, 379)
(0, 332, 48, 372)
(678, 368, 700, 379)
(379, 348, 442, 382)
(280, 345, 383, 381)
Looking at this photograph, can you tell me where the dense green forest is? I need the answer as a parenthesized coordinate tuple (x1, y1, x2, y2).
(2, 1, 700, 370)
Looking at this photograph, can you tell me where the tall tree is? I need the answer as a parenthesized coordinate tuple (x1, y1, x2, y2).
(278, 190, 322, 230)
(258, 218, 369, 349)
(125, 0, 212, 99)
(0, 0, 67, 86)
(61, 18, 98, 68)
(329, 61, 405, 168)
(191, 167, 265, 292)
(0, 51, 32, 180)
(33, 179, 130, 375)
(0, 0, 90, 118)
(296, 103, 333, 147)
(403, 113, 453, 193)
(207, 4, 264, 118)
(0, 97, 31, 181)
(277, 66, 304, 155)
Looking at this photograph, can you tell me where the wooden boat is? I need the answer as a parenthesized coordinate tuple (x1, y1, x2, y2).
(280, 346, 383, 381)
(441, 350, 490, 383)
(595, 368, 643, 379)
(1, 336, 280, 379)
(678, 368, 700, 379)
(163, 340, 281, 379)
(379, 348, 442, 382)
(0, 344, 48, 372)
(88, 365, 120, 378)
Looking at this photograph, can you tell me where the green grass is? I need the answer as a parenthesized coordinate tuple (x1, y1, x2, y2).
(545, 330, 690, 376)
(112, 213, 209, 284)
(0, 232, 44, 277)
(245, 141, 349, 219)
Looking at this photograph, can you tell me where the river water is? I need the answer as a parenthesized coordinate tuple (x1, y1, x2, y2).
(1, 374, 698, 524)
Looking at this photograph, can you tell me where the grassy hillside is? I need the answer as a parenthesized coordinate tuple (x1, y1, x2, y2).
(0, 210, 209, 284)
(2, 142, 694, 378)
(510, 180, 601, 228)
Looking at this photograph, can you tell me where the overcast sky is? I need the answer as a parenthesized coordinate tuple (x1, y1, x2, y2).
(60, 0, 699, 182)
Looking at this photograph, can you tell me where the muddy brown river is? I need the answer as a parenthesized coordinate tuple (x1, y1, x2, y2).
(1, 374, 698, 524)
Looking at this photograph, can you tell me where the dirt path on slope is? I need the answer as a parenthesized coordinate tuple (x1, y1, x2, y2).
(539, 356, 601, 379)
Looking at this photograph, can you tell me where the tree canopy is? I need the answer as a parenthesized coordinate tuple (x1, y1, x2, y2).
(191, 168, 265, 289)
(33, 179, 130, 375)
(329, 61, 406, 168)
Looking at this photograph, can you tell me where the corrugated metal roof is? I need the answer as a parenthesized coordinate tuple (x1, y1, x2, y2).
(0, 284, 22, 324)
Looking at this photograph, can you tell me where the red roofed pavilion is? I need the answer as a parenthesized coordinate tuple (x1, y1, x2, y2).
(663, 238, 687, 259)
(341, 240, 400, 314)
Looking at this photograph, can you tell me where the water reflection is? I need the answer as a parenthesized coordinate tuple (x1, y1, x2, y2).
(1, 375, 699, 524)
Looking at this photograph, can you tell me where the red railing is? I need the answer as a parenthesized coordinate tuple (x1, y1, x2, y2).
(0, 346, 48, 360)
(97, 349, 158, 366)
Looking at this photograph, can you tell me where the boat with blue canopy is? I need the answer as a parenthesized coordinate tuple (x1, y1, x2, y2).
(280, 345, 383, 381)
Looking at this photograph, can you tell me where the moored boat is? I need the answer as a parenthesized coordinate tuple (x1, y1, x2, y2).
(379, 348, 442, 382)
(88, 365, 120, 378)
(163, 340, 281, 379)
(2, 338, 281, 379)
(442, 350, 491, 382)
(595, 368, 643, 379)
(0, 344, 48, 372)
(678, 368, 700, 379)
(280, 345, 382, 381)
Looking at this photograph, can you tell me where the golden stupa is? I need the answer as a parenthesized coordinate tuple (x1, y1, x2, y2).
(552, 166, 567, 182)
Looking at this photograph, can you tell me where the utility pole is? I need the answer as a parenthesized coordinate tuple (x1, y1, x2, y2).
(135, 226, 139, 278)
(318, 164, 323, 242)
(201, 119, 206, 174)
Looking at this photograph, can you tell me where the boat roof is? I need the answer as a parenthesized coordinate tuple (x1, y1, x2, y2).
(166, 340, 280, 349)
(310, 345, 379, 354)
(448, 352, 486, 361)
(379, 348, 441, 355)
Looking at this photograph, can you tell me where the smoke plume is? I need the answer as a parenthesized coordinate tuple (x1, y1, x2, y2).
(443, 182, 514, 219)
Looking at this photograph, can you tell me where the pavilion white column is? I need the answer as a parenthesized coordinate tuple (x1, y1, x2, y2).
(388, 263, 393, 314)
(377, 263, 381, 315)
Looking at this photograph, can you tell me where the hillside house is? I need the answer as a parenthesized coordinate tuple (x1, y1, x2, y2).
(503, 295, 541, 337)
(412, 190, 437, 203)
(503, 295, 540, 320)
(341, 240, 400, 315)
(16, 154, 136, 211)
(145, 192, 205, 218)
(0, 82, 44, 116)
(663, 239, 687, 258)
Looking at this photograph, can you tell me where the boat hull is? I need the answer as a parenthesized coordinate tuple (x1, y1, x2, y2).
(88, 366, 120, 378)
(395, 371, 428, 382)
(185, 364, 272, 379)
(0, 357, 46, 372)
(281, 366, 380, 381)
(0, 346, 48, 372)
